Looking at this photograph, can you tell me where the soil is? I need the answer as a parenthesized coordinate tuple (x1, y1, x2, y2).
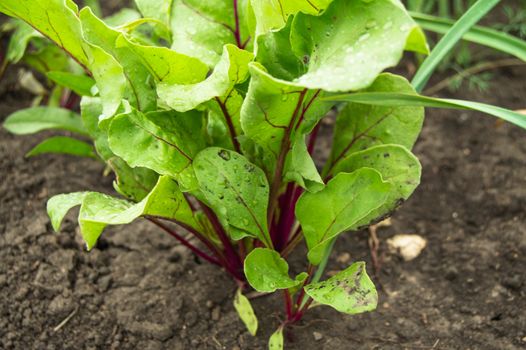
(1, 12, 526, 350)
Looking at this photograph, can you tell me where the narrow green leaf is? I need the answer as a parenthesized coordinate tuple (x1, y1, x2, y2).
(411, 12, 526, 62)
(3, 107, 87, 135)
(193, 148, 272, 245)
(234, 289, 258, 336)
(158, 44, 253, 112)
(304, 262, 378, 314)
(244, 248, 302, 292)
(296, 168, 392, 265)
(325, 92, 526, 130)
(268, 326, 284, 350)
(46, 71, 95, 97)
(26, 136, 96, 158)
(411, 0, 500, 92)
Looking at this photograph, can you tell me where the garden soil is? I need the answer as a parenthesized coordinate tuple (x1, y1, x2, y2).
(1, 30, 525, 350)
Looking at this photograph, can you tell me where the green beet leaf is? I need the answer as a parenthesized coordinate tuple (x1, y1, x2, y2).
(283, 135, 324, 192)
(134, 0, 173, 26)
(48, 176, 198, 250)
(244, 248, 302, 292)
(79, 7, 157, 113)
(3, 107, 87, 136)
(46, 71, 95, 97)
(304, 262, 378, 315)
(23, 43, 70, 75)
(206, 90, 245, 150)
(26, 136, 96, 159)
(255, 16, 305, 82)
(233, 289, 258, 336)
(170, 0, 251, 66)
(0, 0, 89, 67)
(328, 73, 424, 173)
(250, 0, 333, 40)
(47, 192, 89, 232)
(118, 35, 209, 85)
(80, 97, 114, 161)
(5, 19, 40, 64)
(103, 8, 141, 27)
(268, 326, 284, 350)
(193, 148, 272, 245)
(296, 168, 392, 265)
(241, 63, 332, 174)
(332, 144, 421, 227)
(108, 157, 159, 202)
(289, 0, 427, 91)
(108, 109, 205, 191)
(158, 44, 253, 112)
(84, 43, 127, 119)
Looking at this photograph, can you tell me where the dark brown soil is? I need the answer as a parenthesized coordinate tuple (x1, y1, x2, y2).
(1, 31, 526, 350)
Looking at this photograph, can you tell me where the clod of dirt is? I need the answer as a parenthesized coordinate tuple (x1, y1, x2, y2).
(387, 234, 427, 261)
(336, 252, 351, 264)
(313, 331, 323, 341)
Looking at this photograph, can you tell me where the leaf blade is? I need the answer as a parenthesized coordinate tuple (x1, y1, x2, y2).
(194, 148, 272, 245)
(296, 168, 392, 265)
(325, 92, 526, 130)
(3, 107, 87, 135)
(244, 248, 301, 292)
(410, 12, 526, 62)
(233, 289, 258, 336)
(26, 136, 96, 158)
(411, 0, 500, 92)
(304, 261, 378, 314)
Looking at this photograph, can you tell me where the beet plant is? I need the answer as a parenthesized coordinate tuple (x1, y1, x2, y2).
(2, 0, 525, 348)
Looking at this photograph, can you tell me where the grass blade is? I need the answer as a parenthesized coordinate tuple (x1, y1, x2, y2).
(411, 12, 526, 62)
(411, 0, 500, 92)
(325, 92, 526, 130)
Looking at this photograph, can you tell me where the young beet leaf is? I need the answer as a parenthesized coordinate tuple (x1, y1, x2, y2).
(2, 0, 525, 348)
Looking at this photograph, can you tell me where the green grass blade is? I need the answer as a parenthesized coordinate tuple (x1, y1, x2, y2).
(411, 0, 500, 92)
(411, 12, 526, 61)
(325, 92, 526, 130)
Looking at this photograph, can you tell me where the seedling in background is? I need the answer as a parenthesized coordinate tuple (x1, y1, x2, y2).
(1, 0, 525, 348)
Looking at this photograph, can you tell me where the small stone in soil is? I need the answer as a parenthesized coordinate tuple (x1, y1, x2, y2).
(211, 306, 221, 321)
(336, 252, 351, 264)
(97, 275, 113, 292)
(313, 332, 323, 341)
(502, 275, 522, 291)
(445, 266, 459, 281)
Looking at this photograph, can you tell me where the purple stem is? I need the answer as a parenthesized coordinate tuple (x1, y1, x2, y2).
(147, 217, 221, 266)
(199, 202, 244, 279)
